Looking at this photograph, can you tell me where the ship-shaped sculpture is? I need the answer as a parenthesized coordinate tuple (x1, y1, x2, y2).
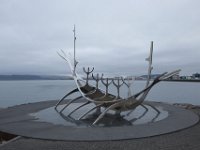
(55, 26, 180, 125)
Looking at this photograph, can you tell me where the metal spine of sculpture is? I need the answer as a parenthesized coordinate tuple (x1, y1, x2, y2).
(55, 27, 181, 125)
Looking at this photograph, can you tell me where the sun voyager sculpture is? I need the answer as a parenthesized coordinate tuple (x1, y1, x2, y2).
(55, 26, 181, 126)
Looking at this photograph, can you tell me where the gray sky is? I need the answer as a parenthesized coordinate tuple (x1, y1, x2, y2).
(0, 0, 200, 76)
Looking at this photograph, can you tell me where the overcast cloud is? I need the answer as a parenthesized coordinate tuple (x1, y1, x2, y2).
(0, 0, 200, 76)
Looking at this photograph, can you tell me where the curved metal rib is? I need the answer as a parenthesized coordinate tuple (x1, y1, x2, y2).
(129, 106, 148, 122)
(93, 102, 121, 125)
(126, 104, 148, 116)
(144, 103, 160, 122)
(59, 111, 84, 126)
(79, 103, 104, 120)
(60, 96, 83, 113)
(68, 101, 91, 116)
(55, 88, 79, 110)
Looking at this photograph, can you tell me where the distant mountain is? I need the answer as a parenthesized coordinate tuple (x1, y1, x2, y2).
(0, 75, 73, 80)
(0, 74, 173, 81)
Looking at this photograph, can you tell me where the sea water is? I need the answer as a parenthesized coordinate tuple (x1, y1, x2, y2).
(0, 80, 200, 108)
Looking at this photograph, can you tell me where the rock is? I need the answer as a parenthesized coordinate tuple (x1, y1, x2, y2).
(173, 103, 200, 109)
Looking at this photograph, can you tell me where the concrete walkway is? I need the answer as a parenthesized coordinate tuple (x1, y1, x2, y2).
(0, 108, 200, 150)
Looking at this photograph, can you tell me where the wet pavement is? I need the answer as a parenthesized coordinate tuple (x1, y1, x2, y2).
(0, 101, 200, 150)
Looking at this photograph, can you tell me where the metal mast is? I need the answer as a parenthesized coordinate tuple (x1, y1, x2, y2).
(146, 41, 153, 87)
(73, 25, 76, 75)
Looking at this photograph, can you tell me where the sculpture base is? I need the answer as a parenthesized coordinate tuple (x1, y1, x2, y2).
(31, 103, 168, 127)
(0, 100, 198, 141)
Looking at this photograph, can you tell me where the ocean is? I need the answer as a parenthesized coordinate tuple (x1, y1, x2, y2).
(0, 80, 200, 108)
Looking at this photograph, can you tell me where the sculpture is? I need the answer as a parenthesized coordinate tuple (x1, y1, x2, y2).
(55, 26, 181, 125)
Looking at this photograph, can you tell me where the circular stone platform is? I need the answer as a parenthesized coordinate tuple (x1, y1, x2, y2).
(0, 100, 199, 141)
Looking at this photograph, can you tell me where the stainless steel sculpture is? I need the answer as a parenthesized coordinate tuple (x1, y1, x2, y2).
(55, 26, 181, 125)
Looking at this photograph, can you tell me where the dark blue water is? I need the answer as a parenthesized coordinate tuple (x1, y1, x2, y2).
(0, 80, 199, 108)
